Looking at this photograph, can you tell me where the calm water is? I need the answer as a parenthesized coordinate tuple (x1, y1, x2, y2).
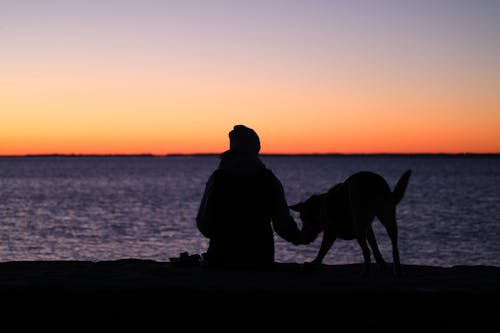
(0, 155, 499, 267)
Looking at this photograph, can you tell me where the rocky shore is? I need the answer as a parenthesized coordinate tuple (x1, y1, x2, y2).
(1, 259, 498, 327)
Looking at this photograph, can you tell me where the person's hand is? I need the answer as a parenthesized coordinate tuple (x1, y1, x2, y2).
(292, 232, 307, 245)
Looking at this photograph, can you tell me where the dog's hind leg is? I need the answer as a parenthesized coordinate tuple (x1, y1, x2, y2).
(388, 227, 402, 276)
(367, 226, 388, 271)
(356, 234, 371, 278)
(378, 208, 402, 276)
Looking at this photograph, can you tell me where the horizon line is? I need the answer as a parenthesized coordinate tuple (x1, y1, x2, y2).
(1, 152, 499, 158)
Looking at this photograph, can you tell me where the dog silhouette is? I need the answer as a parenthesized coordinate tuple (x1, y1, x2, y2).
(290, 170, 412, 277)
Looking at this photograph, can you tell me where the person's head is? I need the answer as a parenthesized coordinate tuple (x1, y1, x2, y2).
(228, 125, 260, 155)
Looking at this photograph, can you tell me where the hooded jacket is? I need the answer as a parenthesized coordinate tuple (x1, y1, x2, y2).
(196, 128, 301, 269)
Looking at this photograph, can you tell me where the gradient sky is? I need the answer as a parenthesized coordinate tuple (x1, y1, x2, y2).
(1, 0, 499, 154)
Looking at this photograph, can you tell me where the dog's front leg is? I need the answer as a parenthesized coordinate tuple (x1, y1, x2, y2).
(310, 232, 336, 265)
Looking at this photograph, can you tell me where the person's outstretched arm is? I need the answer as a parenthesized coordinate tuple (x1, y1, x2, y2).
(270, 174, 302, 245)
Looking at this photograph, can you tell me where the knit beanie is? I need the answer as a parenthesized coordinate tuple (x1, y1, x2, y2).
(228, 125, 261, 154)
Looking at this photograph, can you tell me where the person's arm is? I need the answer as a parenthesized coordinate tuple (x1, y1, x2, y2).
(196, 173, 216, 238)
(270, 174, 302, 245)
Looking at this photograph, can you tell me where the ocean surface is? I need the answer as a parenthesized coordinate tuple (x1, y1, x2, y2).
(0, 155, 499, 267)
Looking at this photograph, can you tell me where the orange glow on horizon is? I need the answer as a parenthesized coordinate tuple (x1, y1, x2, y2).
(2, 64, 499, 155)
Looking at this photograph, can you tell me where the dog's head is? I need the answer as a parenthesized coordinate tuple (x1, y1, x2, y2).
(289, 194, 324, 244)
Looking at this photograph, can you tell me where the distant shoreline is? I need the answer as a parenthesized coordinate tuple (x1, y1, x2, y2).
(1, 153, 499, 158)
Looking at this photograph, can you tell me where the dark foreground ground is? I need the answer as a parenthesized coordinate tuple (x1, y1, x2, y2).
(1, 259, 498, 328)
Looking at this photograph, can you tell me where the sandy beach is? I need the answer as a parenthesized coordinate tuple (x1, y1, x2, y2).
(0, 259, 498, 326)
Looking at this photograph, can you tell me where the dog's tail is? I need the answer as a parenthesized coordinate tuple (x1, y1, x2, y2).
(393, 169, 412, 205)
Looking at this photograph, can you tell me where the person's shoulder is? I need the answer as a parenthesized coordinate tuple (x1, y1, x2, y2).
(266, 167, 282, 177)
(261, 168, 283, 186)
(261, 168, 277, 178)
(211, 169, 231, 182)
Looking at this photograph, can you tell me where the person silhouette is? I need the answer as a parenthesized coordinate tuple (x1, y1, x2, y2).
(196, 125, 302, 269)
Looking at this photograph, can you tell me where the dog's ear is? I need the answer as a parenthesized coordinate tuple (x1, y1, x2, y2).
(289, 203, 304, 212)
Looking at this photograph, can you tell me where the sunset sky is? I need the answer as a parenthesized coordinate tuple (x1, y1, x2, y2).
(1, 0, 499, 155)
